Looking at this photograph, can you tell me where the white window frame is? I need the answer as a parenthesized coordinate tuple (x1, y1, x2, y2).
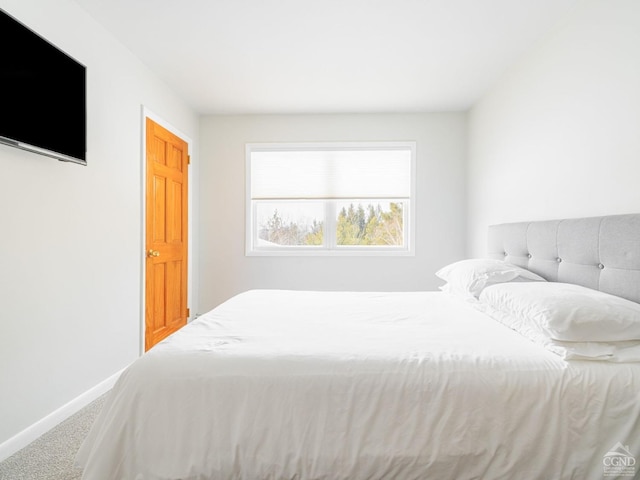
(245, 142, 416, 257)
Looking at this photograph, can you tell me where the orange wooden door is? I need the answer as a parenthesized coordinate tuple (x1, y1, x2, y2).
(145, 118, 189, 351)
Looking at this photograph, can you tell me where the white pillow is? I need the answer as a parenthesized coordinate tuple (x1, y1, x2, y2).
(475, 298, 640, 362)
(479, 282, 640, 343)
(435, 258, 545, 300)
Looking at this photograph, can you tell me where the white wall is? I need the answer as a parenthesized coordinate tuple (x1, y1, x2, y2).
(198, 113, 467, 312)
(0, 0, 199, 451)
(467, 0, 640, 256)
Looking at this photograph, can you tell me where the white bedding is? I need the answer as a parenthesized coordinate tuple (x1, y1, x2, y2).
(76, 290, 640, 480)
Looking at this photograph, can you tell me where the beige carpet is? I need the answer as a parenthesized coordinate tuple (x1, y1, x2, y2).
(0, 394, 107, 480)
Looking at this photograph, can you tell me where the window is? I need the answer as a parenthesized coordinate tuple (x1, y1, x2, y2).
(246, 142, 416, 256)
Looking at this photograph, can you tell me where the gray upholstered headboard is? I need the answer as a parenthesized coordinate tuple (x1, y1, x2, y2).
(488, 213, 640, 304)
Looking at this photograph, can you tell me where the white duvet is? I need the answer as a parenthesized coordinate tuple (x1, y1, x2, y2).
(76, 290, 640, 480)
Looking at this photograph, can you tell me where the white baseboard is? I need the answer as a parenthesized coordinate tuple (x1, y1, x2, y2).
(0, 368, 125, 463)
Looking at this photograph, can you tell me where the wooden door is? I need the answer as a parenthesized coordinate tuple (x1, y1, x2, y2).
(145, 117, 189, 351)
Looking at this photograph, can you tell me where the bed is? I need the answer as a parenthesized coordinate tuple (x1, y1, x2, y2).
(76, 213, 640, 480)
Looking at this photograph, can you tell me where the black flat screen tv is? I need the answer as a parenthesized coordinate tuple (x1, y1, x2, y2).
(0, 9, 86, 165)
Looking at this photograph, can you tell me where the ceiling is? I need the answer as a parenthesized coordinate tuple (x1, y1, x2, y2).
(72, 0, 585, 115)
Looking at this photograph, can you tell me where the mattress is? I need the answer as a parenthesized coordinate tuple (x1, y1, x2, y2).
(76, 290, 640, 479)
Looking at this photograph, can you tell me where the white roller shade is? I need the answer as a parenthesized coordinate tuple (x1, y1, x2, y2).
(251, 148, 412, 199)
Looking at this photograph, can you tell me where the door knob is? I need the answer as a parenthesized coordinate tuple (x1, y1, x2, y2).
(147, 249, 160, 258)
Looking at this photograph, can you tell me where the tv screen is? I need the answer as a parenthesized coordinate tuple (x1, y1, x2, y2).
(0, 9, 86, 165)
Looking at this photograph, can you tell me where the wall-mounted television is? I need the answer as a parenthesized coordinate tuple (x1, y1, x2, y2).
(0, 9, 86, 166)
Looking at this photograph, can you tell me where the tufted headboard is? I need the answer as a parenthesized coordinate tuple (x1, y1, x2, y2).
(487, 213, 640, 304)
